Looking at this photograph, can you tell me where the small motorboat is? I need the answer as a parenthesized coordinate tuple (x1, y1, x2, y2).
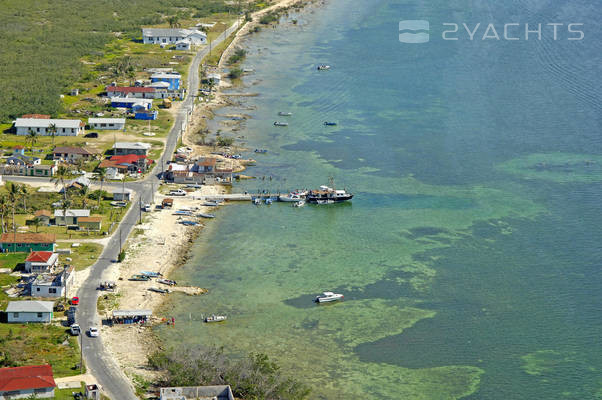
(157, 278, 177, 286)
(317, 65, 331, 70)
(205, 315, 227, 323)
(324, 121, 337, 126)
(203, 201, 219, 207)
(253, 198, 262, 205)
(180, 220, 199, 226)
(198, 213, 216, 218)
(278, 112, 292, 116)
(315, 291, 344, 303)
(265, 198, 273, 205)
(254, 149, 268, 154)
(140, 271, 162, 277)
(278, 190, 308, 202)
(292, 200, 306, 207)
(149, 287, 170, 294)
(173, 210, 193, 216)
(273, 121, 289, 126)
(129, 275, 151, 281)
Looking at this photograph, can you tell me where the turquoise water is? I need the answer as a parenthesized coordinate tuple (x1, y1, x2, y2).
(159, 0, 602, 398)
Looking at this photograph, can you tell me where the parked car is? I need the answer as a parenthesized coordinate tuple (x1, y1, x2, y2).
(141, 203, 152, 212)
(88, 327, 99, 337)
(84, 132, 99, 138)
(70, 324, 81, 336)
(185, 184, 203, 189)
(70, 296, 79, 306)
(169, 189, 186, 196)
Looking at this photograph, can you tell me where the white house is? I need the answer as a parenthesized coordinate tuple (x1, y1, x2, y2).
(88, 117, 126, 130)
(5, 301, 54, 323)
(175, 39, 191, 51)
(113, 142, 151, 156)
(0, 365, 56, 399)
(142, 28, 207, 45)
(30, 267, 73, 298)
(24, 251, 59, 273)
(14, 118, 84, 136)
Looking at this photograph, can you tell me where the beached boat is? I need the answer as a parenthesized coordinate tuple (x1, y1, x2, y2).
(129, 274, 151, 281)
(180, 220, 199, 226)
(315, 291, 344, 303)
(254, 149, 268, 154)
(203, 201, 220, 207)
(306, 180, 353, 204)
(273, 121, 289, 126)
(292, 200, 306, 207)
(278, 112, 292, 116)
(140, 271, 162, 277)
(149, 287, 170, 294)
(198, 213, 216, 218)
(205, 315, 227, 323)
(173, 210, 193, 216)
(278, 191, 308, 202)
(317, 65, 331, 70)
(324, 121, 338, 126)
(158, 278, 177, 286)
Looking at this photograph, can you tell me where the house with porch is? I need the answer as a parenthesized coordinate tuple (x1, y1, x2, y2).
(77, 216, 102, 231)
(0, 365, 56, 399)
(0, 233, 56, 253)
(5, 301, 54, 323)
(24, 251, 58, 273)
(14, 118, 84, 136)
(54, 209, 90, 226)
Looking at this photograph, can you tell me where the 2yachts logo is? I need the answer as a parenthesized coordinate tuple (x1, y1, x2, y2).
(399, 21, 585, 43)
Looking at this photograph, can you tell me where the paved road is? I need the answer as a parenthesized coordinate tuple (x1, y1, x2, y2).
(74, 20, 240, 400)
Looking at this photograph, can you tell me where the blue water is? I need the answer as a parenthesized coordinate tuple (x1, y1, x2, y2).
(159, 0, 602, 398)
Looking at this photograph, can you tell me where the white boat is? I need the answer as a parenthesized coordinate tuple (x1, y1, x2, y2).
(317, 65, 331, 70)
(278, 112, 292, 116)
(157, 278, 177, 286)
(253, 198, 262, 205)
(205, 315, 227, 323)
(198, 213, 215, 218)
(203, 201, 219, 207)
(265, 198, 273, 205)
(315, 291, 344, 303)
(292, 200, 305, 207)
(278, 190, 308, 202)
(273, 121, 289, 126)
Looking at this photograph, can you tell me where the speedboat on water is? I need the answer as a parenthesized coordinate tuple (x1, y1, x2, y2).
(278, 112, 292, 116)
(324, 121, 337, 126)
(317, 65, 331, 70)
(292, 200, 306, 207)
(205, 314, 227, 323)
(315, 291, 344, 303)
(254, 149, 268, 154)
(274, 121, 289, 126)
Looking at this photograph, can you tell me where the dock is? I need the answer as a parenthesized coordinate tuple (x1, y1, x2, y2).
(194, 193, 282, 202)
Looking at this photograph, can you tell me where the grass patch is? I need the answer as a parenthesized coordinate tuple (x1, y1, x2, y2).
(59, 243, 104, 271)
(0, 253, 27, 270)
(0, 323, 82, 377)
(97, 292, 120, 315)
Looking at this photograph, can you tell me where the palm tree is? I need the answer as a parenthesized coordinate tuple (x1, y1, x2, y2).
(20, 185, 28, 213)
(52, 165, 72, 201)
(0, 195, 8, 234)
(96, 168, 107, 207)
(26, 129, 38, 153)
(48, 123, 57, 148)
(31, 217, 42, 233)
(168, 15, 181, 28)
(79, 186, 90, 209)
(6, 182, 22, 246)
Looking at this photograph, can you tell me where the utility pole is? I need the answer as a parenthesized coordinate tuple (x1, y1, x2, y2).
(79, 333, 83, 374)
(119, 226, 122, 254)
(139, 196, 142, 224)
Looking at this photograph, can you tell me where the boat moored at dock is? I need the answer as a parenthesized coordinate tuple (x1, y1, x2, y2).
(306, 180, 353, 204)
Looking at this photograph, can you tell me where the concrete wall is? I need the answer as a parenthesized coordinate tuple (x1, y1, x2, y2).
(0, 387, 54, 399)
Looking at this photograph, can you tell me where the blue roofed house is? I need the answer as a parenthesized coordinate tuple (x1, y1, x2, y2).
(110, 98, 153, 110)
(150, 73, 181, 90)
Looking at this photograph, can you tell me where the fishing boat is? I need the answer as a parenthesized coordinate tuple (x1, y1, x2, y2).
(292, 200, 306, 207)
(140, 271, 162, 277)
(273, 121, 289, 126)
(306, 179, 353, 204)
(324, 121, 338, 126)
(278, 112, 292, 116)
(129, 274, 151, 281)
(205, 315, 227, 323)
(158, 278, 177, 286)
(317, 65, 331, 70)
(278, 190, 308, 202)
(198, 213, 216, 218)
(254, 149, 268, 154)
(149, 287, 170, 294)
(315, 291, 344, 303)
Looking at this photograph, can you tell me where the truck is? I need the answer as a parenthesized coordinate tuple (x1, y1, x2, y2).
(169, 189, 186, 196)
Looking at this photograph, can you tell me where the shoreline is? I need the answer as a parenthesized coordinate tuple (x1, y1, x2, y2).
(100, 0, 317, 392)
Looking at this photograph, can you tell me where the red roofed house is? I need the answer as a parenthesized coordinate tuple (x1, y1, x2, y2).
(21, 114, 51, 119)
(0, 364, 56, 399)
(106, 85, 167, 99)
(99, 154, 153, 173)
(24, 251, 59, 273)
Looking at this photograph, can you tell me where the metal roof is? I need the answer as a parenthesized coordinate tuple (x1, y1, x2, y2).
(54, 209, 91, 218)
(113, 142, 151, 150)
(88, 118, 126, 124)
(14, 118, 82, 129)
(6, 301, 54, 313)
(112, 309, 152, 317)
(142, 28, 206, 38)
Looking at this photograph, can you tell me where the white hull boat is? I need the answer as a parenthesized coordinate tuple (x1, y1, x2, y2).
(205, 315, 227, 323)
(315, 291, 344, 303)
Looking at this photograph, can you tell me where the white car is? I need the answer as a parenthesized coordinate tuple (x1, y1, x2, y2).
(169, 189, 187, 196)
(88, 327, 99, 337)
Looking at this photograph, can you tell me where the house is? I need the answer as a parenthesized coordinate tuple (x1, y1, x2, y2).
(110, 97, 153, 110)
(113, 142, 151, 156)
(0, 233, 56, 253)
(54, 209, 90, 226)
(77, 216, 102, 231)
(105, 86, 161, 99)
(0, 365, 56, 399)
(175, 39, 191, 51)
(88, 117, 126, 130)
(14, 118, 84, 136)
(160, 386, 234, 400)
(13, 145, 25, 155)
(150, 73, 181, 90)
(24, 251, 58, 273)
(53, 146, 94, 162)
(112, 188, 132, 202)
(134, 110, 158, 120)
(33, 210, 52, 225)
(142, 28, 207, 45)
(27, 164, 56, 177)
(29, 267, 74, 298)
(5, 301, 54, 323)
(148, 81, 171, 90)
(5, 155, 41, 166)
(166, 158, 233, 185)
